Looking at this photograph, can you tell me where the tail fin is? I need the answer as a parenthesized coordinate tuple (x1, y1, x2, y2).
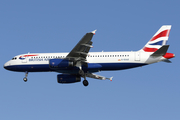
(141, 25, 171, 52)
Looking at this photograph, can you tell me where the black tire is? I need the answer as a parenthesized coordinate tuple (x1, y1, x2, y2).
(23, 77, 27, 82)
(83, 80, 89, 86)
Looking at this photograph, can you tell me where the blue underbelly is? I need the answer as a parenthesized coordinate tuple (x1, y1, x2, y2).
(5, 63, 147, 73)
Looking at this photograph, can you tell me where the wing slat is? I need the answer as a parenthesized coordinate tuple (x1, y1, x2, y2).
(86, 73, 113, 81)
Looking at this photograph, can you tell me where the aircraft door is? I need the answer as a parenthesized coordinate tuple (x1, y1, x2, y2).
(135, 52, 140, 61)
(22, 57, 27, 63)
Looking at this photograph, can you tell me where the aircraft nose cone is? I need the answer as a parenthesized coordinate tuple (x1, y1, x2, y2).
(4, 63, 8, 70)
(4, 61, 17, 71)
(4, 62, 10, 70)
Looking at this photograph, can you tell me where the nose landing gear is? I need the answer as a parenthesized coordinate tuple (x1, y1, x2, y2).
(23, 71, 28, 82)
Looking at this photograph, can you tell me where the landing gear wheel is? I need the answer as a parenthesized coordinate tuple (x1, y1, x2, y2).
(23, 77, 27, 82)
(83, 80, 89, 86)
(79, 70, 84, 76)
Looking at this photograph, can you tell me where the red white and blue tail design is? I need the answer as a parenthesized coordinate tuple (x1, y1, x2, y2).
(141, 25, 171, 52)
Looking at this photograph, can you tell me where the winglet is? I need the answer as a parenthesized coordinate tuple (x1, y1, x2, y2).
(91, 30, 97, 35)
(109, 77, 113, 81)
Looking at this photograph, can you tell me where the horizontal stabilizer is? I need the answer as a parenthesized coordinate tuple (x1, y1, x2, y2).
(162, 59, 172, 63)
(150, 45, 169, 57)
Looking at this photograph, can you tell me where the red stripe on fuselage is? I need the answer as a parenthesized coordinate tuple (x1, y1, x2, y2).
(24, 55, 38, 57)
(20, 54, 38, 58)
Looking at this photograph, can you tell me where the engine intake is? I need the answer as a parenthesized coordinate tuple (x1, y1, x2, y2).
(49, 59, 73, 68)
(57, 74, 81, 83)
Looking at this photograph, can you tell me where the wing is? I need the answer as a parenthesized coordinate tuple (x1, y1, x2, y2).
(86, 73, 113, 81)
(66, 30, 96, 67)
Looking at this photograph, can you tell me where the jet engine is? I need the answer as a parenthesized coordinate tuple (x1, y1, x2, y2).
(49, 59, 73, 68)
(57, 74, 81, 83)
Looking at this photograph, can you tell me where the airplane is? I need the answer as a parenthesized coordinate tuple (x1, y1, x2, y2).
(4, 25, 175, 86)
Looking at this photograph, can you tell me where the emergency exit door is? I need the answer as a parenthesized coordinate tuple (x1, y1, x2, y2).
(135, 52, 140, 61)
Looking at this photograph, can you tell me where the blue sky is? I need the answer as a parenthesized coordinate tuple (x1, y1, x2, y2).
(1, 0, 180, 120)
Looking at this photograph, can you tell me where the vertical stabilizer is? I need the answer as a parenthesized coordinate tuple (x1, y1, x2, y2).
(141, 25, 171, 52)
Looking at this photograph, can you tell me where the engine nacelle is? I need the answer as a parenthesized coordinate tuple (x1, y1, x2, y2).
(57, 74, 81, 83)
(49, 59, 73, 68)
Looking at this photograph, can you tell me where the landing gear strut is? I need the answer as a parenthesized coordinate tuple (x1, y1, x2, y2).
(23, 71, 28, 82)
(82, 71, 89, 86)
(79, 69, 84, 76)
(79, 67, 89, 86)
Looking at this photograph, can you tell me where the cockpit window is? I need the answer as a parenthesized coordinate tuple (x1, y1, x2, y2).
(12, 57, 17, 60)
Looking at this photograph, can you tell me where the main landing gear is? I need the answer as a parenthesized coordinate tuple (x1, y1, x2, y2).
(83, 79, 89, 86)
(23, 71, 28, 82)
(79, 69, 89, 87)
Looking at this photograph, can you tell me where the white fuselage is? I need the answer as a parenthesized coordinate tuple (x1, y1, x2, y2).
(4, 51, 166, 73)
